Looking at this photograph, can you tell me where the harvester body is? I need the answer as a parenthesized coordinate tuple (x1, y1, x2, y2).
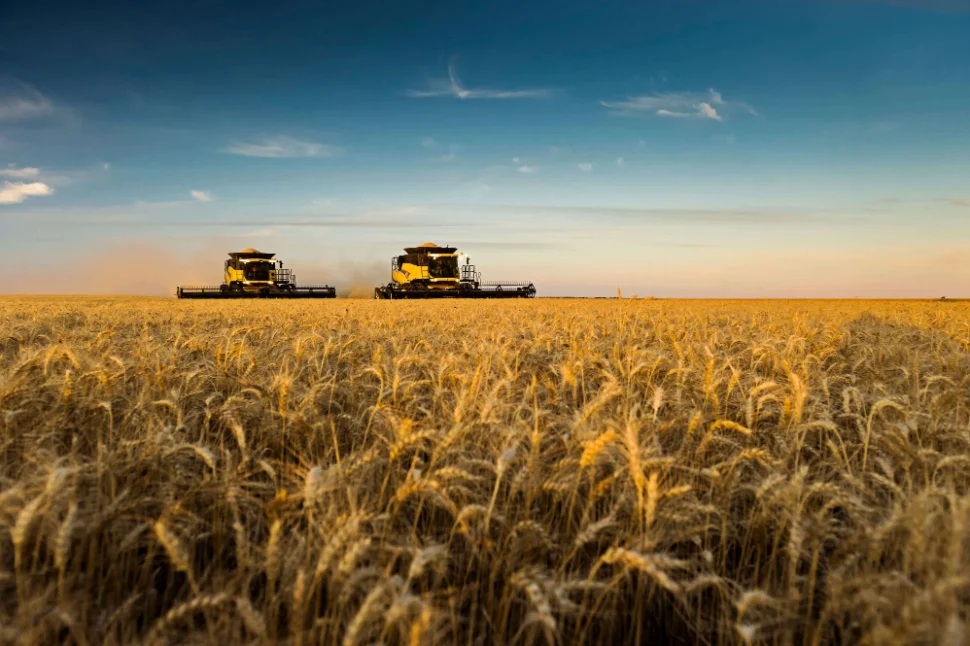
(176, 248, 336, 299)
(224, 249, 279, 293)
(375, 242, 536, 299)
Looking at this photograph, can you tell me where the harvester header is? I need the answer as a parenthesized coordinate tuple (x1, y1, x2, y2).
(374, 242, 536, 299)
(176, 249, 336, 299)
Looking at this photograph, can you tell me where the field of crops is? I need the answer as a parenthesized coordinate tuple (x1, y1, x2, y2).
(1, 296, 969, 645)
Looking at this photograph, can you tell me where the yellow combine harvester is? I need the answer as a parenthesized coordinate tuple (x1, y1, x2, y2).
(176, 248, 336, 299)
(374, 242, 536, 299)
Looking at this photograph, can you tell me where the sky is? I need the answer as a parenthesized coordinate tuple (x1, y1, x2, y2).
(1, 0, 969, 297)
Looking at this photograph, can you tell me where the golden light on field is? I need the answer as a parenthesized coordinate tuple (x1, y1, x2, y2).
(1, 297, 969, 644)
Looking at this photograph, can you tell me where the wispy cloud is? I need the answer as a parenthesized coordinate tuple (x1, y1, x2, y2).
(406, 60, 553, 100)
(578, 163, 593, 173)
(517, 165, 538, 174)
(421, 137, 439, 149)
(0, 181, 53, 205)
(225, 136, 342, 158)
(0, 81, 54, 122)
(191, 190, 212, 202)
(602, 88, 758, 121)
(616, 157, 625, 168)
(0, 165, 40, 179)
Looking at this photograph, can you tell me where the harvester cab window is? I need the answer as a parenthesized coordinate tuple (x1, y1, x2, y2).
(243, 261, 273, 281)
(428, 256, 459, 279)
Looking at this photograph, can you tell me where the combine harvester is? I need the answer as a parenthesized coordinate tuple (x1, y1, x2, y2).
(374, 242, 536, 299)
(176, 249, 336, 299)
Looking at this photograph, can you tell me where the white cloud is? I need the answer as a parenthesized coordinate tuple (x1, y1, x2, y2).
(512, 156, 520, 163)
(656, 102, 722, 121)
(191, 190, 212, 202)
(406, 60, 553, 100)
(103, 162, 111, 171)
(603, 89, 719, 113)
(602, 88, 755, 121)
(421, 137, 439, 149)
(225, 136, 342, 158)
(436, 152, 457, 163)
(0, 164, 106, 188)
(0, 83, 54, 122)
(0, 181, 53, 204)
(616, 157, 625, 168)
(0, 165, 40, 179)
(517, 165, 538, 174)
(578, 163, 593, 172)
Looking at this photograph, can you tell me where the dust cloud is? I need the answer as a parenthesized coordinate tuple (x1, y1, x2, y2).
(15, 242, 229, 296)
(8, 242, 389, 298)
(296, 259, 386, 298)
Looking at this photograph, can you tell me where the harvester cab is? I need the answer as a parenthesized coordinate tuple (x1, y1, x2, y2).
(224, 249, 281, 293)
(392, 243, 462, 290)
(375, 242, 536, 299)
(176, 248, 337, 299)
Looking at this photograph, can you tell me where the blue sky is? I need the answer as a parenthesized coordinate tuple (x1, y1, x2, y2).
(1, 0, 968, 296)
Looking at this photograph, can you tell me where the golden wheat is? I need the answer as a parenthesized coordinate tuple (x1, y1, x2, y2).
(1, 296, 970, 644)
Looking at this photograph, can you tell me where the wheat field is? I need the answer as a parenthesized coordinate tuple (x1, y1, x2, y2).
(1, 296, 969, 645)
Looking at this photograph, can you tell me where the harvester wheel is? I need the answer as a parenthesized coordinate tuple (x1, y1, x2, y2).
(220, 284, 229, 293)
